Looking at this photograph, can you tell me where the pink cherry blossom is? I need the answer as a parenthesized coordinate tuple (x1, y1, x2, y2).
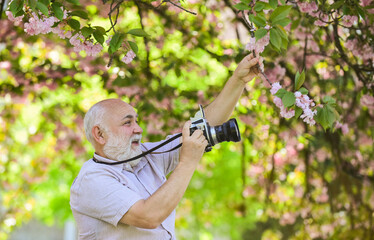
(360, 0, 372, 7)
(341, 15, 358, 27)
(298, 2, 318, 14)
(121, 50, 136, 64)
(245, 37, 256, 52)
(280, 212, 297, 226)
(24, 13, 59, 36)
(360, 94, 374, 109)
(245, 34, 270, 55)
(270, 82, 282, 95)
(294, 91, 317, 125)
(335, 121, 349, 135)
(273, 96, 295, 119)
(6, 11, 23, 25)
(69, 33, 102, 57)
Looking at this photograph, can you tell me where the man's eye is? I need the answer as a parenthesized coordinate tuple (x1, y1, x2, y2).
(123, 121, 131, 125)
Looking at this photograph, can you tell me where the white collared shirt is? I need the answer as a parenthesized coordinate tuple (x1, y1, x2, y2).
(70, 135, 181, 240)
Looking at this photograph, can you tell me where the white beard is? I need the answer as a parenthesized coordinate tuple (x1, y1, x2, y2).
(103, 132, 143, 167)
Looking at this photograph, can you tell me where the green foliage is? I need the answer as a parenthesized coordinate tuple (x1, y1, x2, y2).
(109, 32, 125, 54)
(294, 70, 305, 91)
(1, 0, 374, 240)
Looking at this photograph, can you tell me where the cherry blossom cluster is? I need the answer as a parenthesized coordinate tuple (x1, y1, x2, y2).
(5, 11, 23, 25)
(297, 1, 329, 27)
(341, 15, 358, 27)
(297, 1, 359, 28)
(270, 82, 317, 126)
(270, 82, 296, 119)
(345, 39, 374, 62)
(106, 36, 137, 64)
(294, 91, 317, 125)
(335, 121, 349, 135)
(6, 6, 102, 57)
(23, 12, 59, 36)
(122, 50, 136, 64)
(69, 33, 103, 57)
(245, 33, 270, 56)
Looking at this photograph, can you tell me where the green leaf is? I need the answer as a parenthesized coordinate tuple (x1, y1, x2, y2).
(282, 91, 296, 108)
(240, 0, 251, 4)
(357, 7, 366, 19)
(52, 2, 64, 21)
(253, 15, 267, 27)
(36, 2, 49, 16)
(67, 19, 81, 31)
(342, 5, 351, 15)
(270, 5, 292, 24)
(269, 0, 278, 9)
(70, 10, 89, 19)
(291, 18, 300, 29)
(295, 107, 303, 119)
(322, 96, 336, 105)
(127, 28, 149, 37)
(93, 30, 104, 44)
(298, 87, 308, 95)
(128, 41, 138, 54)
(81, 27, 94, 38)
(15, 9, 25, 17)
(40, 0, 50, 6)
(94, 26, 107, 35)
(9, 0, 24, 16)
(281, 37, 288, 50)
(28, 0, 37, 11)
(279, 0, 286, 4)
(66, 0, 80, 5)
(233, 3, 251, 10)
(295, 69, 305, 90)
(273, 18, 291, 27)
(275, 88, 287, 98)
(270, 28, 281, 50)
(275, 25, 288, 39)
(109, 32, 125, 54)
(254, 2, 266, 12)
(328, 0, 344, 10)
(316, 105, 336, 130)
(255, 28, 268, 41)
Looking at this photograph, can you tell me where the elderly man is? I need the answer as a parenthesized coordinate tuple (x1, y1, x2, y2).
(70, 54, 261, 239)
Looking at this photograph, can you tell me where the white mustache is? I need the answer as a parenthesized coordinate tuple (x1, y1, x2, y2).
(130, 134, 142, 142)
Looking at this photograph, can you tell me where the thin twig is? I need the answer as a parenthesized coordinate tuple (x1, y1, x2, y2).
(241, 11, 272, 85)
(162, 0, 197, 15)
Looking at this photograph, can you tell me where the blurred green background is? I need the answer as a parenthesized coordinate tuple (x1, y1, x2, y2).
(1, 0, 374, 239)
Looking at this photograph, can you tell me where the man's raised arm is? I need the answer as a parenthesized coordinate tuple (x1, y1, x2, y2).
(204, 54, 261, 126)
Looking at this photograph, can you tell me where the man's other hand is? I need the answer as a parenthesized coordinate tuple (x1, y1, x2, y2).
(179, 121, 208, 166)
(232, 53, 263, 84)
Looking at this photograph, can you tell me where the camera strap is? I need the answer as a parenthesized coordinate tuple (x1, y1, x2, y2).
(92, 133, 183, 165)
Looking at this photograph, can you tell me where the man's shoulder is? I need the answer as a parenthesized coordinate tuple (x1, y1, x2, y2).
(77, 159, 123, 181)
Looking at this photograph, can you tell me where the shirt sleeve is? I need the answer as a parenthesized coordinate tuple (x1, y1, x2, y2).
(73, 168, 143, 227)
(142, 134, 181, 176)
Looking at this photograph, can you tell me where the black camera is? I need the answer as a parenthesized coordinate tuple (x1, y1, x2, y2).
(190, 105, 241, 152)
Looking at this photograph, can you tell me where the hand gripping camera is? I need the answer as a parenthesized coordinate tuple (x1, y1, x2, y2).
(190, 105, 241, 152)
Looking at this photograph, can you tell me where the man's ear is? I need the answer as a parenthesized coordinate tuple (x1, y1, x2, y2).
(92, 126, 106, 145)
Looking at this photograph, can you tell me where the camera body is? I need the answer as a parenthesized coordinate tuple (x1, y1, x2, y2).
(190, 105, 241, 152)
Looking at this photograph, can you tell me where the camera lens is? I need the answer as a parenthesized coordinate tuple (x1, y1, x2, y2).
(210, 118, 241, 144)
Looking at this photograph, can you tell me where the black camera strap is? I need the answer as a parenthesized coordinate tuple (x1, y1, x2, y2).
(92, 133, 182, 165)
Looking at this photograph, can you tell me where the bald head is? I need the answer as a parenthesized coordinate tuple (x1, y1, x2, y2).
(84, 99, 135, 145)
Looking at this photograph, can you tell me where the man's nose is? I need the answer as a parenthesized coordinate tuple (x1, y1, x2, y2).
(133, 123, 143, 134)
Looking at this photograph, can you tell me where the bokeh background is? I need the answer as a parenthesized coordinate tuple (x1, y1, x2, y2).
(1, 0, 373, 239)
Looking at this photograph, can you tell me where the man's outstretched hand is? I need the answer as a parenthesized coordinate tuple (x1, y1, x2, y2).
(232, 53, 263, 84)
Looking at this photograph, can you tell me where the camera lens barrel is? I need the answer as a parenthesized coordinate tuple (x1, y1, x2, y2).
(210, 118, 241, 145)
